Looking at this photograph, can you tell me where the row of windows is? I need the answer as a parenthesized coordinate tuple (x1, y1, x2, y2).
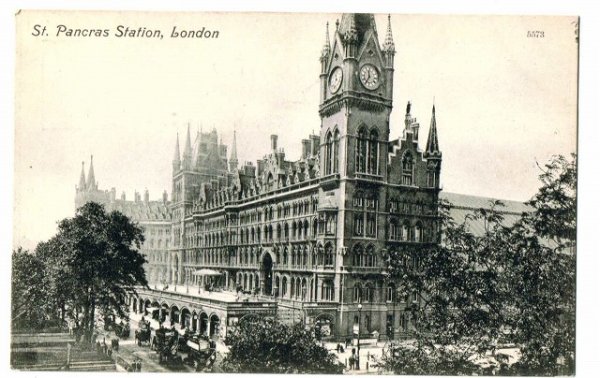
(356, 127, 379, 174)
(389, 221, 424, 242)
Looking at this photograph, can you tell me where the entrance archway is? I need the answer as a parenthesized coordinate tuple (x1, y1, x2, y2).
(262, 253, 273, 295)
(209, 314, 220, 338)
(199, 313, 208, 335)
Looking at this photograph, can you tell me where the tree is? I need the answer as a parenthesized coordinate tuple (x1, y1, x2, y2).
(11, 248, 52, 329)
(380, 154, 576, 375)
(12, 202, 148, 340)
(222, 315, 344, 374)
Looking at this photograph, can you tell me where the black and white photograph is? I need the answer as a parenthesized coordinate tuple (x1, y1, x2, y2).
(6, 2, 593, 375)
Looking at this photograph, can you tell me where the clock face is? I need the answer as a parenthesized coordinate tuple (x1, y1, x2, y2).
(359, 64, 380, 90)
(329, 67, 343, 93)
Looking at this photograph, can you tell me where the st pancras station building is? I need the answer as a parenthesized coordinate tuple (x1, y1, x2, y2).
(74, 13, 528, 342)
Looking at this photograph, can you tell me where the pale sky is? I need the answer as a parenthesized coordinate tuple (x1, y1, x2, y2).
(13, 11, 578, 250)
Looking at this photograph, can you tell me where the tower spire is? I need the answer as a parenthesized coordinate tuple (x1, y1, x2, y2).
(383, 14, 395, 52)
(183, 123, 192, 169)
(229, 130, 239, 172)
(86, 155, 97, 191)
(321, 22, 331, 58)
(425, 104, 441, 156)
(173, 132, 181, 172)
(78, 161, 86, 190)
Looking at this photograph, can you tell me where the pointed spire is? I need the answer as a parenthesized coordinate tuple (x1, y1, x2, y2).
(321, 22, 331, 58)
(183, 124, 192, 158)
(425, 104, 441, 156)
(78, 161, 86, 190)
(383, 14, 395, 52)
(173, 133, 181, 163)
(86, 155, 96, 191)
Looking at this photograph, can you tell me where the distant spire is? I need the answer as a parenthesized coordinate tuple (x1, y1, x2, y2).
(321, 22, 331, 58)
(86, 155, 96, 191)
(425, 104, 441, 156)
(78, 161, 86, 190)
(231, 130, 238, 161)
(383, 14, 395, 52)
(183, 124, 192, 158)
(173, 132, 181, 163)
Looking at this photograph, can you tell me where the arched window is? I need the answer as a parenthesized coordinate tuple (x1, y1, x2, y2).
(356, 127, 367, 173)
(324, 243, 334, 266)
(368, 129, 379, 174)
(282, 276, 288, 297)
(365, 244, 376, 267)
(354, 283, 363, 302)
(364, 284, 374, 302)
(321, 280, 334, 301)
(333, 129, 340, 173)
(325, 131, 333, 175)
(415, 222, 423, 242)
(402, 221, 410, 241)
(387, 283, 395, 302)
(353, 244, 364, 266)
(402, 153, 414, 186)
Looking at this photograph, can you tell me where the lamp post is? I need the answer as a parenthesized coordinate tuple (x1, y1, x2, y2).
(357, 303, 363, 370)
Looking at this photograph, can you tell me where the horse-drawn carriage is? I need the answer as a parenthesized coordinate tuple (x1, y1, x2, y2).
(135, 320, 152, 346)
(182, 334, 217, 371)
(151, 328, 183, 366)
(113, 321, 130, 339)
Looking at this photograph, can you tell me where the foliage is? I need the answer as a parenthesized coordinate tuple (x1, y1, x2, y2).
(11, 248, 52, 330)
(222, 316, 344, 374)
(381, 154, 576, 375)
(11, 202, 148, 339)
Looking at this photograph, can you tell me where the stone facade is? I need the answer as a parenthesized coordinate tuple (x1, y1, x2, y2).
(75, 13, 447, 340)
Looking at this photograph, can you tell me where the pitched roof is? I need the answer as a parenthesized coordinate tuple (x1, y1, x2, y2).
(108, 200, 172, 222)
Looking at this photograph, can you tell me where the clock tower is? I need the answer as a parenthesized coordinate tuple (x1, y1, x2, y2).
(318, 13, 395, 179)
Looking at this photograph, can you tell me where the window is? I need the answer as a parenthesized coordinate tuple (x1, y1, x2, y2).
(354, 283, 363, 302)
(354, 214, 364, 236)
(415, 223, 423, 242)
(366, 214, 376, 237)
(356, 127, 367, 173)
(321, 280, 334, 301)
(387, 285, 395, 302)
(364, 284, 374, 302)
(325, 131, 332, 175)
(368, 129, 379, 174)
(402, 153, 414, 185)
(333, 129, 340, 173)
(324, 243, 334, 266)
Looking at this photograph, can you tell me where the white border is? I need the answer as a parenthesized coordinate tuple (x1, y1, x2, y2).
(2, 1, 598, 378)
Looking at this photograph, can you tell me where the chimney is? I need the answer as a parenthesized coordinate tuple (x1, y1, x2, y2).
(144, 189, 149, 203)
(163, 190, 168, 204)
(134, 190, 139, 203)
(302, 139, 311, 159)
(110, 188, 116, 202)
(270, 134, 278, 151)
(121, 191, 126, 201)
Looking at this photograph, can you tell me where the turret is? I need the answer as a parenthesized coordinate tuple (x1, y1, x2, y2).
(382, 15, 395, 99)
(229, 130, 239, 172)
(425, 104, 442, 158)
(173, 132, 181, 173)
(182, 124, 192, 170)
(86, 155, 97, 191)
(424, 104, 442, 189)
(78, 161, 86, 191)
